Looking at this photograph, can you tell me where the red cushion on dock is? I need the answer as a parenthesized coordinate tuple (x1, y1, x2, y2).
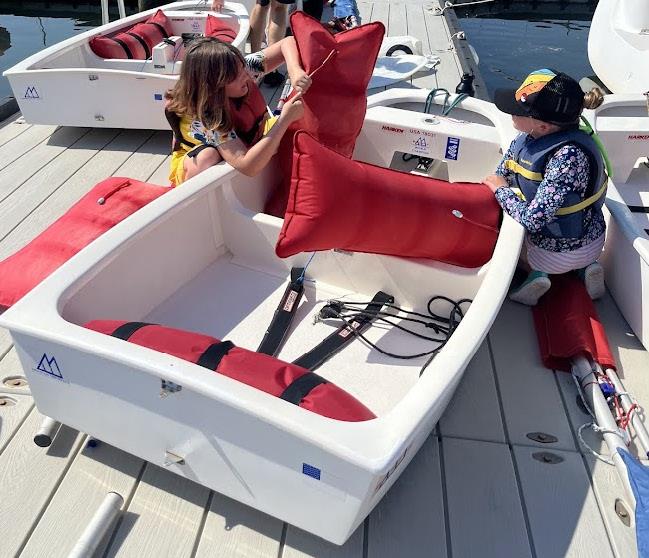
(85, 320, 376, 422)
(264, 12, 385, 217)
(275, 132, 501, 268)
(0, 177, 168, 310)
(205, 15, 238, 43)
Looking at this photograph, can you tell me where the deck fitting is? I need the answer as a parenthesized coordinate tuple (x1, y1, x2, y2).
(615, 499, 631, 527)
(526, 432, 558, 444)
(532, 452, 564, 465)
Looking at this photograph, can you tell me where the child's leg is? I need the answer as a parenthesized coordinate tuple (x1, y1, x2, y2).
(578, 261, 605, 300)
(509, 269, 551, 306)
(183, 146, 222, 182)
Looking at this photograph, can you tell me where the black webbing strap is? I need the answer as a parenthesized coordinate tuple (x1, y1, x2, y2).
(196, 340, 234, 370)
(147, 21, 169, 39)
(112, 37, 134, 59)
(628, 205, 649, 213)
(279, 372, 328, 405)
(126, 31, 151, 59)
(257, 267, 305, 356)
(0, 305, 7, 315)
(293, 290, 394, 371)
(111, 321, 151, 340)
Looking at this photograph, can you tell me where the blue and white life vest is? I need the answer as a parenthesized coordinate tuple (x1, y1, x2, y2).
(505, 128, 607, 239)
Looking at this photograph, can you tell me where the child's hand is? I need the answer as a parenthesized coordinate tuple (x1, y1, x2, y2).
(484, 174, 508, 193)
(288, 69, 312, 94)
(280, 92, 305, 123)
(211, 0, 224, 12)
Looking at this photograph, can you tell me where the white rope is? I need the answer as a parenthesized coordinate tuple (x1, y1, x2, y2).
(577, 423, 627, 466)
(431, 0, 497, 16)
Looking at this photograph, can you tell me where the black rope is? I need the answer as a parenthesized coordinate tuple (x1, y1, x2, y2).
(315, 296, 471, 376)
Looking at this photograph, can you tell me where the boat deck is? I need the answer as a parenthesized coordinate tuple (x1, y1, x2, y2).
(0, 1, 646, 556)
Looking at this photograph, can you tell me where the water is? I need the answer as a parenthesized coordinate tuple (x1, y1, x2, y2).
(0, 2, 596, 102)
(456, 5, 595, 99)
(0, 3, 139, 100)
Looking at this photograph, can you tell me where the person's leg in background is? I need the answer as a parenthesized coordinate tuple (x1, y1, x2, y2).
(249, 0, 270, 52)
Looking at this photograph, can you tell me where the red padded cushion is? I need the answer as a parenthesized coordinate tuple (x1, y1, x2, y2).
(89, 9, 172, 59)
(264, 12, 384, 217)
(85, 321, 376, 422)
(532, 274, 616, 372)
(0, 178, 168, 310)
(205, 14, 237, 43)
(275, 132, 501, 268)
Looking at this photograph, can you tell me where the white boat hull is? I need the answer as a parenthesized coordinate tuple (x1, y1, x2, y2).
(3, 1, 249, 130)
(588, 0, 649, 94)
(0, 91, 521, 544)
(585, 95, 649, 348)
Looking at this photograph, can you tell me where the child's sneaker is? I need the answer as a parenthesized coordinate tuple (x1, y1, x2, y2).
(509, 270, 551, 306)
(581, 261, 605, 300)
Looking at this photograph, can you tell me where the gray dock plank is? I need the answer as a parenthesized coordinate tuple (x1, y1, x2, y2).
(20, 443, 143, 558)
(490, 301, 577, 451)
(0, 114, 31, 148)
(283, 525, 364, 558)
(368, 436, 446, 558)
(105, 464, 210, 558)
(443, 438, 532, 558)
(194, 493, 283, 558)
(0, 393, 34, 454)
(439, 341, 506, 443)
(0, 409, 84, 557)
(514, 446, 615, 558)
(0, 123, 62, 173)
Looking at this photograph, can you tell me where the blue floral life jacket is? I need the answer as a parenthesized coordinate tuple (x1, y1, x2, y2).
(505, 128, 607, 239)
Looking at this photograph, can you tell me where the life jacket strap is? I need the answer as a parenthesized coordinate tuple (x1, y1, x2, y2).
(257, 267, 305, 356)
(292, 290, 394, 371)
(504, 159, 543, 182)
(555, 179, 608, 216)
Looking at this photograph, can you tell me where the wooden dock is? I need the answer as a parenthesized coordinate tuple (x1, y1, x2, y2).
(0, 1, 646, 556)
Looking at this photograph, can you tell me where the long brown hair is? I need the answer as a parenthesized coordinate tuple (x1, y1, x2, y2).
(583, 87, 604, 110)
(165, 37, 245, 133)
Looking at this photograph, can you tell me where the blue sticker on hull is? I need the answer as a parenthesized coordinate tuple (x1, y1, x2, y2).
(302, 463, 321, 480)
(445, 136, 460, 160)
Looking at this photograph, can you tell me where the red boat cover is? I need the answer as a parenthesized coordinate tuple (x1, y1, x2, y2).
(90, 9, 173, 59)
(264, 12, 385, 217)
(275, 132, 501, 268)
(532, 273, 616, 372)
(205, 15, 238, 43)
(85, 320, 376, 422)
(0, 177, 168, 311)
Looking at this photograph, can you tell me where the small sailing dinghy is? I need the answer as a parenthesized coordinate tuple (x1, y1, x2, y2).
(0, 85, 521, 543)
(3, 1, 249, 130)
(588, 0, 649, 94)
(584, 95, 649, 349)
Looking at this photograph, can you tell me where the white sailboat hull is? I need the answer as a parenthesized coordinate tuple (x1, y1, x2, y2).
(0, 91, 521, 544)
(588, 0, 649, 94)
(3, 1, 249, 130)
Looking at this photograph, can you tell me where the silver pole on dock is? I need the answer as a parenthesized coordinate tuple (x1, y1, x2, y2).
(68, 492, 124, 558)
(572, 355, 635, 509)
(602, 364, 649, 459)
(34, 416, 61, 447)
(100, 0, 109, 25)
(117, 0, 126, 19)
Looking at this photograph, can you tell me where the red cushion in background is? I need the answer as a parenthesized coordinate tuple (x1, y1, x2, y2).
(205, 14, 238, 43)
(276, 132, 502, 268)
(264, 12, 385, 217)
(89, 9, 173, 59)
(0, 178, 168, 310)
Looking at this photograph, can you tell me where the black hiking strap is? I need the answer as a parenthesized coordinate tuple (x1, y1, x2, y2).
(279, 372, 328, 405)
(165, 108, 201, 152)
(628, 205, 649, 213)
(126, 31, 151, 59)
(111, 321, 151, 340)
(112, 37, 134, 59)
(292, 290, 394, 371)
(196, 340, 234, 370)
(257, 267, 305, 356)
(147, 21, 169, 38)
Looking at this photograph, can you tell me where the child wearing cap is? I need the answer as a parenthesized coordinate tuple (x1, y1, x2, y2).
(484, 69, 607, 306)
